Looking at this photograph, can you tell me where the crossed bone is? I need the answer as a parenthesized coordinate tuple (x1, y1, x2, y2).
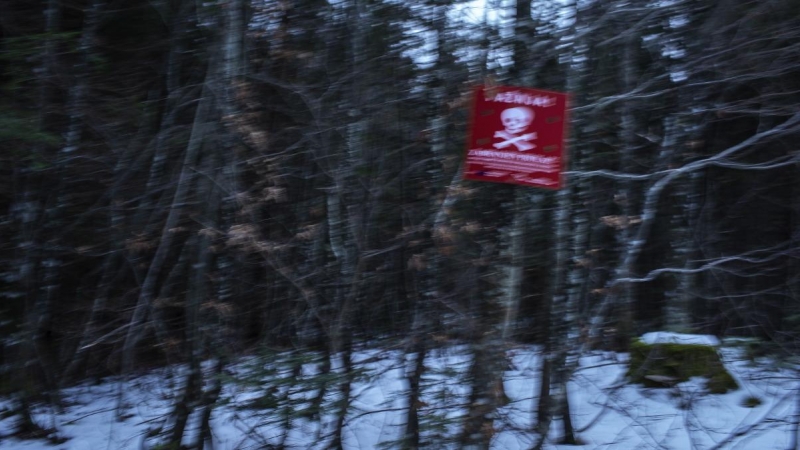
(493, 130, 536, 151)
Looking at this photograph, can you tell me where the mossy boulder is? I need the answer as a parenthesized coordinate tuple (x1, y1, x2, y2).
(627, 337, 738, 394)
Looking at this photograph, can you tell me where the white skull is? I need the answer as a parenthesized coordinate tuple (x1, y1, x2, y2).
(501, 107, 534, 134)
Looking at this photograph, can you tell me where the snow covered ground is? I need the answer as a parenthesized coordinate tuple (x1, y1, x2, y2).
(0, 337, 797, 449)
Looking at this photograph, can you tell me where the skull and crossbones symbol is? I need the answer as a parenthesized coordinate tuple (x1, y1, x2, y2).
(493, 107, 536, 151)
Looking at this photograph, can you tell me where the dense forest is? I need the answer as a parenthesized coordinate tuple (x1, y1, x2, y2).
(1, 0, 799, 448)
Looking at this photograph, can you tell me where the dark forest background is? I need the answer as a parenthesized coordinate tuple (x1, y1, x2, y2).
(1, 0, 799, 448)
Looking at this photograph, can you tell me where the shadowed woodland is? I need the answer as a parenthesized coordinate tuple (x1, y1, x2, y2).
(1, 0, 799, 448)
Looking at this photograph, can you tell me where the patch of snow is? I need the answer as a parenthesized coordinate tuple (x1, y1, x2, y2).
(640, 331, 720, 346)
(2, 342, 797, 449)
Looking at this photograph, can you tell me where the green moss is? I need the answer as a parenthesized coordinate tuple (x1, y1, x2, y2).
(741, 395, 763, 408)
(707, 370, 738, 394)
(627, 339, 738, 393)
(150, 444, 181, 450)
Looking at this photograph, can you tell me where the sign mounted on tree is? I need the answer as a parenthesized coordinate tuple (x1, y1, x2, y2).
(463, 85, 569, 190)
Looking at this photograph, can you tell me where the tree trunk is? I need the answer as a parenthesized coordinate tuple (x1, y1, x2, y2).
(404, 339, 426, 449)
(549, 187, 577, 445)
(330, 344, 354, 450)
(121, 76, 210, 374)
(614, 31, 642, 348)
(500, 189, 526, 341)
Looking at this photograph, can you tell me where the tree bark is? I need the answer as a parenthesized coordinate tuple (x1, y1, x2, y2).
(121, 76, 211, 374)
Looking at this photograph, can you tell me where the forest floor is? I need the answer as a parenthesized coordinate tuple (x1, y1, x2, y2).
(0, 334, 797, 449)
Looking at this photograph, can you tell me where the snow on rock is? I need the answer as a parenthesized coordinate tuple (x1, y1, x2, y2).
(639, 331, 720, 346)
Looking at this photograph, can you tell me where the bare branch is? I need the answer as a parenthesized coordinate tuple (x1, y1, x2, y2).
(613, 242, 794, 285)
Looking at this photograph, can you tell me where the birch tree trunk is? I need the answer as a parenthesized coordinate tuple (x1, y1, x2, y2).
(403, 4, 457, 444)
(500, 190, 527, 341)
(533, 2, 593, 445)
(664, 115, 700, 333)
(329, 2, 371, 445)
(534, 186, 578, 448)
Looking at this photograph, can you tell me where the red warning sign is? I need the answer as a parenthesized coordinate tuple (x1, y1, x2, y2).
(463, 85, 569, 190)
